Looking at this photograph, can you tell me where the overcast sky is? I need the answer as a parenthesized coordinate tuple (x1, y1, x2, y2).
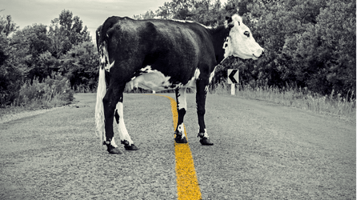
(0, 0, 183, 40)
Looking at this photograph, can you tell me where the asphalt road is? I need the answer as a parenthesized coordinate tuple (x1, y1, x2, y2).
(0, 93, 356, 199)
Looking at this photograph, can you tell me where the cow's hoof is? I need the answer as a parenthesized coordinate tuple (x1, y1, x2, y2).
(198, 133, 214, 145)
(103, 141, 122, 154)
(124, 144, 139, 151)
(121, 140, 138, 150)
(199, 137, 214, 145)
(174, 134, 187, 143)
(108, 147, 122, 154)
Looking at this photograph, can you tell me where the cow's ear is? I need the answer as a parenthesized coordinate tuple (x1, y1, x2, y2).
(232, 14, 242, 26)
(224, 16, 234, 28)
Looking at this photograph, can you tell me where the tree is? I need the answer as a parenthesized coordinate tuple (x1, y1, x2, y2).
(62, 42, 99, 91)
(49, 10, 91, 57)
(0, 14, 17, 66)
(134, 10, 156, 20)
(0, 10, 94, 105)
(0, 15, 18, 36)
(11, 24, 55, 82)
(0, 15, 23, 106)
(281, 0, 356, 95)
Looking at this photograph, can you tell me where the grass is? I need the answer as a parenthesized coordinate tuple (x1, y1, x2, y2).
(0, 76, 74, 119)
(211, 83, 356, 121)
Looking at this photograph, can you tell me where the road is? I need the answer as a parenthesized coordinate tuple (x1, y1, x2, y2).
(0, 93, 356, 199)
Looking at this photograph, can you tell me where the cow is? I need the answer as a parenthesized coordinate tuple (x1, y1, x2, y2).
(95, 14, 263, 154)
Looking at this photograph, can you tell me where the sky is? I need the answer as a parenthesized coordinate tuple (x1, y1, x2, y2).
(1, 0, 228, 42)
(0, 0, 192, 41)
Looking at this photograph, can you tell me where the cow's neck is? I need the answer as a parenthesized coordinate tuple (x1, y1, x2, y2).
(208, 25, 230, 64)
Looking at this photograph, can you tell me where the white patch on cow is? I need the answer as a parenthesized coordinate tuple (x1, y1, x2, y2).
(223, 14, 264, 60)
(209, 66, 217, 84)
(177, 123, 186, 139)
(200, 128, 210, 138)
(203, 129, 209, 138)
(125, 66, 201, 92)
(110, 135, 119, 147)
(170, 19, 211, 29)
(105, 61, 114, 72)
(177, 88, 187, 110)
(125, 66, 175, 92)
(184, 68, 200, 88)
(102, 133, 118, 147)
(116, 102, 134, 145)
(205, 85, 209, 93)
(139, 65, 151, 72)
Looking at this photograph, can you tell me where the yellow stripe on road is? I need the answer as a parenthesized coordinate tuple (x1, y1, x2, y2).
(155, 94, 202, 200)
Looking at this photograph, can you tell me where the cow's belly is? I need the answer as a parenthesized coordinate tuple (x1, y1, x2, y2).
(126, 71, 176, 91)
(125, 66, 199, 92)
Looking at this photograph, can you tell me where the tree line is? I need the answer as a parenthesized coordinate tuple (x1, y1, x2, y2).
(0, 0, 356, 106)
(0, 10, 98, 106)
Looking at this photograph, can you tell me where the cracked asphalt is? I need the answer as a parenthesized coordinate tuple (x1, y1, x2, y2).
(0, 93, 356, 199)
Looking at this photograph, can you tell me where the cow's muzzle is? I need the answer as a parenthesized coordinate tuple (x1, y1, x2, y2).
(253, 48, 264, 59)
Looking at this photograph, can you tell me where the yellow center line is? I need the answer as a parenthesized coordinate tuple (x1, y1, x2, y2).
(154, 94, 202, 200)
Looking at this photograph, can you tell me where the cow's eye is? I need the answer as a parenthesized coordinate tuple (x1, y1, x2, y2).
(244, 31, 250, 37)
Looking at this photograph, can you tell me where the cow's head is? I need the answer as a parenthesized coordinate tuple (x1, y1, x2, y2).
(223, 14, 263, 60)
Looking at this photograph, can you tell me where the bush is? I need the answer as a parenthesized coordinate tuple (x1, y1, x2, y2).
(13, 75, 74, 109)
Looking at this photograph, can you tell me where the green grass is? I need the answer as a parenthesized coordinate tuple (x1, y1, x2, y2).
(212, 83, 356, 121)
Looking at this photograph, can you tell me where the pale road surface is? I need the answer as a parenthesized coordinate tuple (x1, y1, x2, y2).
(0, 93, 356, 199)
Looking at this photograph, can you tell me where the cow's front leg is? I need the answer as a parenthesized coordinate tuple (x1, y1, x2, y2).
(103, 86, 123, 154)
(114, 96, 138, 150)
(174, 88, 187, 143)
(196, 79, 213, 145)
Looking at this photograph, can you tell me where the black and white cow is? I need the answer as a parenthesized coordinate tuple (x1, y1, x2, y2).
(95, 14, 263, 154)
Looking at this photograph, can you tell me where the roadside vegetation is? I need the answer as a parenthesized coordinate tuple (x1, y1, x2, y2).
(0, 0, 355, 121)
(212, 83, 356, 121)
(0, 75, 74, 118)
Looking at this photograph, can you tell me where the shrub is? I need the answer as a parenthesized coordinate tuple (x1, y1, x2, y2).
(13, 75, 74, 109)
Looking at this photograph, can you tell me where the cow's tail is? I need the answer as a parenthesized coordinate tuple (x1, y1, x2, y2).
(95, 65, 106, 142)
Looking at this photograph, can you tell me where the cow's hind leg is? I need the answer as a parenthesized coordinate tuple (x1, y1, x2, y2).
(114, 96, 138, 150)
(102, 86, 124, 154)
(196, 79, 213, 145)
(174, 88, 187, 143)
